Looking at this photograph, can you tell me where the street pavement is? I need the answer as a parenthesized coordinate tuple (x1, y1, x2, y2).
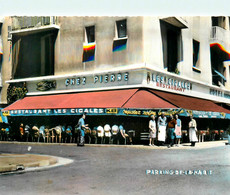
(0, 140, 230, 195)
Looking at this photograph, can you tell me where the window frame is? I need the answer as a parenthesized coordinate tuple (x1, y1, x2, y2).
(114, 19, 128, 40)
(192, 39, 201, 73)
(84, 25, 95, 44)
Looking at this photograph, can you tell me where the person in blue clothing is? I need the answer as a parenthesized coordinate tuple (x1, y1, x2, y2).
(175, 114, 182, 146)
(77, 113, 89, 146)
(118, 124, 126, 145)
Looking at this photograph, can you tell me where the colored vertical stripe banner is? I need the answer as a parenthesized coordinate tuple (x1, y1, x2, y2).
(82, 42, 96, 62)
(113, 38, 127, 52)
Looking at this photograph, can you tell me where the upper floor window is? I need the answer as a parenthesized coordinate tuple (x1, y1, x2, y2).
(160, 20, 183, 74)
(85, 26, 95, 43)
(193, 39, 200, 71)
(212, 16, 227, 29)
(116, 20, 127, 38)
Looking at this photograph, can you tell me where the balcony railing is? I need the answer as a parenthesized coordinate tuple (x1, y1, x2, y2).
(12, 16, 57, 31)
(210, 26, 229, 43)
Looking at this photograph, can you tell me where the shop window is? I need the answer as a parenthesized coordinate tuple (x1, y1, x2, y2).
(160, 20, 183, 74)
(116, 19, 127, 39)
(85, 26, 95, 43)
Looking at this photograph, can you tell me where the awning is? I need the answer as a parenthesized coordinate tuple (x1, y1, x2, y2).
(3, 89, 177, 116)
(122, 89, 177, 109)
(151, 89, 230, 114)
(3, 89, 139, 110)
(3, 88, 230, 118)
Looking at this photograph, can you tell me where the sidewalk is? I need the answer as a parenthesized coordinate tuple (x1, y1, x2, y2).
(0, 153, 57, 173)
(0, 140, 228, 148)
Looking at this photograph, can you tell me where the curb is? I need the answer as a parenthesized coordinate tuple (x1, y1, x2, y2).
(0, 140, 228, 149)
(0, 156, 74, 175)
(0, 154, 58, 173)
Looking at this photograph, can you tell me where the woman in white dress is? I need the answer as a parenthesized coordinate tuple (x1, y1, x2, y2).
(189, 115, 198, 146)
(157, 112, 167, 146)
(149, 115, 156, 146)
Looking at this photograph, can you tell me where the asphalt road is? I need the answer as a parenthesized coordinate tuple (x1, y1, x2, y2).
(0, 143, 230, 195)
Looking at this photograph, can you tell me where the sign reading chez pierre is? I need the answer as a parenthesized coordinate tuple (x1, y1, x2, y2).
(64, 72, 129, 87)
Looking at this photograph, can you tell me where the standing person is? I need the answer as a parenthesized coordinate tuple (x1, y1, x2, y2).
(167, 114, 177, 148)
(157, 112, 167, 146)
(149, 115, 156, 146)
(189, 115, 198, 146)
(175, 114, 182, 146)
(19, 123, 24, 141)
(77, 113, 89, 146)
(118, 124, 126, 145)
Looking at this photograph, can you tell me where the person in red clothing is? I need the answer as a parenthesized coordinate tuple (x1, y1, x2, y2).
(167, 114, 177, 148)
(19, 123, 24, 141)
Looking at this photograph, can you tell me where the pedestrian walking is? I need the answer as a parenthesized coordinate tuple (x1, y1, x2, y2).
(77, 113, 89, 146)
(149, 115, 156, 146)
(175, 114, 182, 146)
(167, 114, 177, 148)
(157, 112, 167, 146)
(189, 115, 198, 146)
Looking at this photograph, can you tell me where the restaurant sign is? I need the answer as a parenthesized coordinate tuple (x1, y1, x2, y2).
(151, 73, 192, 92)
(181, 109, 226, 119)
(7, 108, 181, 117)
(4, 107, 228, 119)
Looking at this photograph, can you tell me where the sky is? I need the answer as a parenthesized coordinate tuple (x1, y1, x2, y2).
(0, 0, 229, 16)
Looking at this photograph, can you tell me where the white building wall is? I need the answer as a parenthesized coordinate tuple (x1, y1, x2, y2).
(143, 17, 164, 69)
(1, 17, 12, 104)
(4, 16, 230, 104)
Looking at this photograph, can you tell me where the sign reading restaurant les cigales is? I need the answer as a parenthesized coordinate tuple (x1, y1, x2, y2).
(11, 67, 230, 104)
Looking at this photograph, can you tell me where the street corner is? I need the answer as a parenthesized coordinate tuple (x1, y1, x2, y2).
(0, 153, 73, 175)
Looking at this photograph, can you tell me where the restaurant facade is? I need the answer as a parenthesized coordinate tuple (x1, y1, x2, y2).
(1, 16, 230, 143)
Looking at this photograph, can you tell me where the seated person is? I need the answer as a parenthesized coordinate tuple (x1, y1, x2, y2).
(97, 126, 104, 144)
(111, 125, 119, 144)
